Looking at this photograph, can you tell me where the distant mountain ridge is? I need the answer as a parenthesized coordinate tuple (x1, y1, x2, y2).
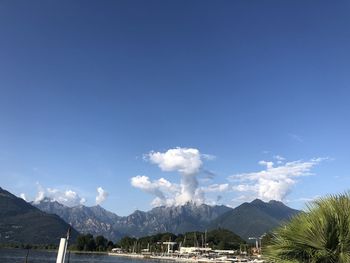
(34, 199, 231, 241)
(0, 187, 78, 245)
(114, 203, 232, 237)
(2, 186, 300, 245)
(209, 199, 300, 240)
(33, 198, 123, 241)
(33, 197, 300, 242)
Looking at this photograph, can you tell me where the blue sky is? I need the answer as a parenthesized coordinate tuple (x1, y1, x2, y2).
(0, 0, 349, 216)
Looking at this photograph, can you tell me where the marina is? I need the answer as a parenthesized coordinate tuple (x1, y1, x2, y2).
(107, 253, 264, 263)
(108, 249, 264, 263)
(0, 248, 263, 263)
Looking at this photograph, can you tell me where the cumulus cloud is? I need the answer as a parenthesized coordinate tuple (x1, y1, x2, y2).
(131, 175, 178, 206)
(47, 188, 86, 206)
(34, 184, 86, 207)
(96, 187, 109, 205)
(134, 147, 218, 207)
(34, 184, 46, 203)
(20, 193, 27, 201)
(230, 158, 325, 201)
(147, 147, 203, 175)
(147, 147, 204, 205)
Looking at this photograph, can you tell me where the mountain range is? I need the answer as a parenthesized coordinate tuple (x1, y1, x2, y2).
(0, 186, 300, 244)
(0, 187, 78, 245)
(33, 199, 231, 241)
(32, 198, 123, 241)
(33, 196, 300, 242)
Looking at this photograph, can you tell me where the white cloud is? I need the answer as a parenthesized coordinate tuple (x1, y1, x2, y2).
(33, 184, 86, 207)
(131, 175, 178, 206)
(133, 148, 220, 207)
(273, 155, 286, 164)
(232, 184, 257, 192)
(287, 195, 321, 203)
(273, 155, 285, 161)
(202, 183, 229, 193)
(131, 176, 175, 193)
(134, 148, 326, 207)
(131, 175, 204, 206)
(145, 147, 205, 206)
(96, 187, 109, 205)
(147, 147, 202, 175)
(20, 193, 27, 201)
(34, 184, 45, 204)
(151, 197, 167, 207)
(229, 158, 325, 201)
(258, 160, 274, 169)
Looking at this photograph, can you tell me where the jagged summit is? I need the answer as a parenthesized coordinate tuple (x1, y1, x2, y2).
(32, 193, 299, 242)
(268, 199, 286, 206)
(250, 198, 266, 205)
(33, 197, 231, 241)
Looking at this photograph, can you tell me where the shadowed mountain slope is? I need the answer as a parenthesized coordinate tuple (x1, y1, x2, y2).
(209, 199, 300, 240)
(0, 187, 78, 245)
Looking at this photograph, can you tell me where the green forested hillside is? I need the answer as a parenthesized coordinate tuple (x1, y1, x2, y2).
(0, 187, 79, 245)
(210, 199, 300, 240)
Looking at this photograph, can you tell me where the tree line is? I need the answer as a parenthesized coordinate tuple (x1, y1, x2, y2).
(2, 228, 246, 252)
(117, 228, 246, 253)
(70, 234, 114, 252)
(70, 228, 246, 252)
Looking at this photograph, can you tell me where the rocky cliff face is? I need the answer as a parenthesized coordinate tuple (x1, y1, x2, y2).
(113, 203, 232, 237)
(34, 197, 300, 242)
(33, 198, 123, 241)
(34, 199, 231, 241)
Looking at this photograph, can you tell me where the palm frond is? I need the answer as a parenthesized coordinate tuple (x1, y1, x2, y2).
(264, 192, 350, 263)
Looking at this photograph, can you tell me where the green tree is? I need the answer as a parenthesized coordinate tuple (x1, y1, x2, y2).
(207, 229, 245, 250)
(118, 236, 137, 252)
(107, 240, 114, 251)
(86, 236, 96, 251)
(76, 234, 86, 251)
(95, 235, 108, 251)
(265, 192, 350, 263)
(76, 234, 96, 251)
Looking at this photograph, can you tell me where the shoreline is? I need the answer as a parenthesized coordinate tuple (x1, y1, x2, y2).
(107, 253, 261, 263)
(0, 247, 109, 255)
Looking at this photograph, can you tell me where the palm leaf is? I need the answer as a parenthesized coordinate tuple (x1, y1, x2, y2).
(264, 192, 350, 263)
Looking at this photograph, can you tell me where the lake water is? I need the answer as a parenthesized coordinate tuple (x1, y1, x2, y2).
(0, 248, 164, 263)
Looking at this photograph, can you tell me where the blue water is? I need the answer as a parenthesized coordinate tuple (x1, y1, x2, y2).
(0, 248, 163, 263)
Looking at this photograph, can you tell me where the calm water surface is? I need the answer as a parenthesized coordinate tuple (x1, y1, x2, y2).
(0, 248, 165, 263)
